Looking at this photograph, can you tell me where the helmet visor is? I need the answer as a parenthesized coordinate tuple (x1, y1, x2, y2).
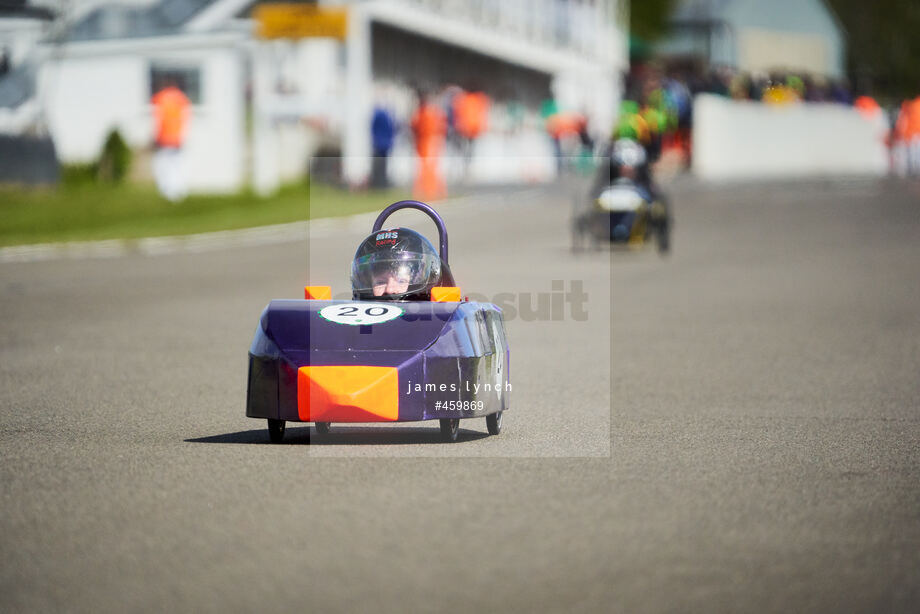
(352, 251, 441, 298)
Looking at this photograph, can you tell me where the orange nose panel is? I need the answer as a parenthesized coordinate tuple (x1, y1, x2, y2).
(298, 366, 399, 422)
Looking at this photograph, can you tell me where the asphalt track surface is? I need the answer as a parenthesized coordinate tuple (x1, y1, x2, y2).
(2, 177, 919, 612)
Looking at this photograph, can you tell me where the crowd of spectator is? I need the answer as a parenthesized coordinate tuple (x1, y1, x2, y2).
(679, 66, 855, 105)
(371, 62, 920, 190)
(616, 62, 920, 177)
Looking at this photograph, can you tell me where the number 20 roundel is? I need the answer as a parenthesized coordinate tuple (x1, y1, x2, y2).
(319, 303, 404, 326)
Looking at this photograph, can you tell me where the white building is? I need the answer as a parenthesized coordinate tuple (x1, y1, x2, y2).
(35, 0, 249, 192)
(3, 0, 628, 193)
(656, 0, 846, 78)
(0, 2, 54, 135)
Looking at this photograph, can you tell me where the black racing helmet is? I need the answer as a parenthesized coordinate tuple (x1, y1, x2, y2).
(351, 227, 453, 300)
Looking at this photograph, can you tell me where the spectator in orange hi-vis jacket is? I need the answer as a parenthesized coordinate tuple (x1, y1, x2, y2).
(853, 95, 880, 119)
(892, 98, 920, 177)
(151, 81, 191, 201)
(908, 96, 920, 176)
(410, 89, 447, 201)
(853, 95, 890, 158)
(453, 89, 490, 175)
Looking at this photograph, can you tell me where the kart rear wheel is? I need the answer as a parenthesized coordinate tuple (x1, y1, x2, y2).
(571, 216, 587, 253)
(486, 411, 503, 435)
(656, 225, 670, 255)
(440, 418, 459, 442)
(315, 422, 331, 435)
(267, 419, 285, 444)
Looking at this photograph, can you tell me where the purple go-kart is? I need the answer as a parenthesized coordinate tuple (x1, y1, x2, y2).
(246, 200, 510, 442)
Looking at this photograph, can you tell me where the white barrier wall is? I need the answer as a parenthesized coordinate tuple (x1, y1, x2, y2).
(692, 94, 888, 181)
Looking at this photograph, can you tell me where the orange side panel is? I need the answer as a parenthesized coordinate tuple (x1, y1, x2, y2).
(304, 285, 332, 300)
(298, 366, 399, 422)
(431, 286, 461, 302)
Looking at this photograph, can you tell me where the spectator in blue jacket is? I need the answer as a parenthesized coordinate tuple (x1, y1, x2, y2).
(371, 105, 397, 188)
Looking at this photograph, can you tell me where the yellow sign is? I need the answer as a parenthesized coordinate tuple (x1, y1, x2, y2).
(254, 4, 348, 40)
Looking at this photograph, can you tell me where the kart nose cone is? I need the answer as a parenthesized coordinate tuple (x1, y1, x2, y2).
(297, 366, 399, 422)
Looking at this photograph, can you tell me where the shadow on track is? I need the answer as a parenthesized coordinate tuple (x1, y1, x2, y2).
(186, 425, 490, 445)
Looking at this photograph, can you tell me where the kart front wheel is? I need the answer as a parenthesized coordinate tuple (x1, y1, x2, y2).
(315, 422, 331, 435)
(486, 411, 503, 435)
(440, 418, 459, 442)
(267, 419, 285, 443)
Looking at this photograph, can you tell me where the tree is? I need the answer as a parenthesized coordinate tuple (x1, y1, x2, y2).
(825, 0, 920, 102)
(96, 129, 132, 184)
(630, 0, 677, 41)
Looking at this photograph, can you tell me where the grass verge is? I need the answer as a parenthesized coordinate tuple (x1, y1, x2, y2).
(0, 181, 410, 247)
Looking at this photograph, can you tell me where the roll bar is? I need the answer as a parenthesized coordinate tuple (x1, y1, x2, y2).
(372, 200, 449, 264)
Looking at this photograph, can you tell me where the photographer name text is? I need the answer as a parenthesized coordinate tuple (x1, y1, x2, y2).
(406, 380, 512, 395)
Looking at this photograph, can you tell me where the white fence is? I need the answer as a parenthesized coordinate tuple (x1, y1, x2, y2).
(692, 94, 888, 181)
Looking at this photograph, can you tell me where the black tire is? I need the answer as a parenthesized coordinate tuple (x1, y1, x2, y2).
(657, 225, 670, 255)
(315, 422, 331, 435)
(440, 418, 459, 442)
(572, 215, 587, 253)
(650, 198, 671, 255)
(267, 419, 285, 443)
(486, 411, 503, 435)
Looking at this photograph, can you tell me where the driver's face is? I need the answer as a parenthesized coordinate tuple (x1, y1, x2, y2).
(372, 273, 410, 296)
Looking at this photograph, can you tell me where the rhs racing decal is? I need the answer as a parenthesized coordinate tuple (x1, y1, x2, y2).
(375, 231, 398, 246)
(319, 303, 403, 326)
